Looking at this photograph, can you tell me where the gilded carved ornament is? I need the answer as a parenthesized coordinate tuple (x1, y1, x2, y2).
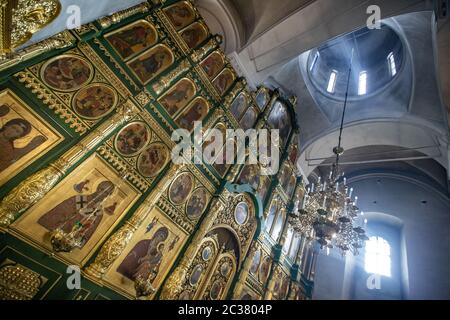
(0, 261, 45, 300)
(1, 0, 61, 55)
(0, 30, 75, 71)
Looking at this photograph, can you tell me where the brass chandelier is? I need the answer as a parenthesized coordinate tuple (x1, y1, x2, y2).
(292, 49, 367, 255)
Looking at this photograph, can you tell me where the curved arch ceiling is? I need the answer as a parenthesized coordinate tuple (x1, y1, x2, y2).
(266, 12, 448, 181)
(307, 24, 404, 99)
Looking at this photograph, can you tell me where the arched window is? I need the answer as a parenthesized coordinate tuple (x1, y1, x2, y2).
(358, 71, 368, 95)
(327, 70, 338, 93)
(365, 236, 391, 277)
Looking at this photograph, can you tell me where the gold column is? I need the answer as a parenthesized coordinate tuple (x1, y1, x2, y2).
(231, 243, 258, 299)
(264, 264, 281, 300)
(160, 196, 224, 299)
(0, 0, 16, 55)
(0, 101, 136, 228)
(98, 2, 151, 29)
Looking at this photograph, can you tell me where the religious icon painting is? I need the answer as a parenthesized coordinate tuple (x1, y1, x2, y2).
(175, 97, 209, 132)
(212, 68, 235, 95)
(237, 164, 260, 191)
(257, 176, 271, 203)
(0, 89, 63, 187)
(267, 101, 291, 148)
(179, 22, 208, 49)
(12, 154, 140, 266)
(202, 246, 212, 261)
(209, 281, 223, 300)
(286, 175, 296, 198)
(137, 143, 169, 178)
(103, 207, 187, 298)
(272, 274, 282, 299)
(239, 106, 257, 130)
(158, 78, 196, 117)
(280, 165, 293, 195)
(127, 44, 174, 85)
(201, 51, 224, 79)
(202, 122, 226, 163)
(190, 264, 204, 286)
(289, 143, 299, 165)
(163, 1, 196, 31)
(220, 261, 232, 277)
(169, 172, 194, 205)
(105, 20, 158, 61)
(115, 122, 151, 156)
(234, 202, 249, 226)
(259, 256, 271, 284)
(279, 276, 290, 300)
(116, 225, 169, 286)
(255, 88, 269, 111)
(72, 83, 118, 120)
(41, 54, 93, 92)
(230, 92, 248, 121)
(186, 187, 210, 220)
(249, 249, 261, 275)
(212, 140, 235, 177)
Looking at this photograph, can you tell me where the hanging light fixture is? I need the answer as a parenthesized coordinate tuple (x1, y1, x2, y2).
(292, 49, 367, 255)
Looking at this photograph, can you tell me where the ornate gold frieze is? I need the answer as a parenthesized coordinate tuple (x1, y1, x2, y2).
(10, 0, 61, 49)
(138, 106, 175, 144)
(156, 197, 194, 234)
(78, 42, 134, 99)
(92, 38, 140, 93)
(0, 260, 46, 300)
(14, 70, 87, 134)
(154, 9, 187, 53)
(97, 145, 150, 193)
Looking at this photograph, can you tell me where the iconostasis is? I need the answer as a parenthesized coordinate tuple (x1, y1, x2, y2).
(0, 0, 309, 300)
